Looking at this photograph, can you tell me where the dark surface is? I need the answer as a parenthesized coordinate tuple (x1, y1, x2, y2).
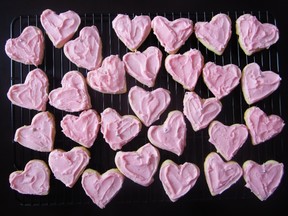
(0, 0, 287, 215)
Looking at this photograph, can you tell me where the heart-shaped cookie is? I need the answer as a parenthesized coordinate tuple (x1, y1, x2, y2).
(208, 120, 249, 161)
(112, 14, 151, 51)
(151, 16, 193, 54)
(81, 168, 124, 208)
(100, 107, 142, 151)
(148, 110, 186, 156)
(14, 111, 55, 152)
(241, 62, 281, 105)
(64, 25, 102, 70)
(194, 13, 232, 55)
(243, 160, 284, 201)
(123, 46, 162, 87)
(9, 159, 50, 195)
(48, 70, 92, 112)
(236, 14, 279, 55)
(7, 68, 49, 111)
(183, 91, 222, 131)
(5, 25, 44, 66)
(40, 9, 81, 48)
(128, 86, 171, 127)
(87, 55, 127, 94)
(244, 106, 285, 145)
(165, 48, 204, 91)
(60, 109, 101, 148)
(203, 62, 241, 99)
(159, 160, 200, 202)
(48, 146, 90, 188)
(204, 152, 243, 196)
(115, 143, 160, 186)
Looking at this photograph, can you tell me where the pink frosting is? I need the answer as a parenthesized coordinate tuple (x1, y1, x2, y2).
(123, 46, 162, 87)
(9, 160, 50, 195)
(7, 68, 49, 111)
(81, 168, 124, 208)
(243, 160, 284, 201)
(87, 55, 127, 94)
(165, 48, 204, 91)
(5, 26, 44, 66)
(115, 143, 160, 186)
(40, 9, 81, 48)
(148, 110, 186, 156)
(14, 111, 55, 152)
(100, 107, 142, 151)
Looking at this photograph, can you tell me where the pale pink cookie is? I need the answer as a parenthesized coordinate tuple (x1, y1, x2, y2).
(60, 109, 101, 148)
(48, 71, 92, 112)
(128, 86, 171, 127)
(112, 14, 151, 51)
(236, 14, 279, 56)
(183, 91, 222, 131)
(81, 168, 124, 209)
(194, 13, 232, 55)
(208, 120, 249, 161)
(7, 68, 49, 111)
(165, 48, 204, 91)
(244, 106, 285, 145)
(202, 61, 241, 99)
(14, 111, 55, 152)
(159, 160, 200, 202)
(9, 159, 50, 195)
(241, 62, 281, 105)
(151, 16, 193, 54)
(64, 25, 102, 70)
(115, 143, 160, 186)
(204, 152, 243, 196)
(48, 146, 90, 188)
(123, 46, 162, 87)
(40, 9, 81, 48)
(100, 107, 142, 151)
(148, 110, 186, 156)
(87, 55, 127, 94)
(5, 25, 44, 66)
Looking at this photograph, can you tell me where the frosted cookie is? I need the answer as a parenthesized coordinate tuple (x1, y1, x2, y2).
(100, 107, 142, 151)
(40, 9, 81, 48)
(48, 146, 90, 188)
(202, 61, 241, 99)
(112, 14, 151, 51)
(208, 120, 249, 161)
(128, 86, 171, 127)
(5, 25, 44, 66)
(64, 25, 102, 70)
(183, 91, 222, 131)
(151, 16, 193, 54)
(244, 106, 285, 145)
(243, 160, 284, 201)
(9, 159, 50, 195)
(87, 55, 127, 94)
(241, 62, 281, 105)
(123, 46, 162, 87)
(14, 111, 55, 152)
(204, 152, 243, 196)
(60, 109, 101, 148)
(81, 168, 124, 209)
(236, 14, 279, 56)
(148, 110, 186, 156)
(48, 70, 92, 112)
(7, 68, 49, 111)
(115, 143, 160, 186)
(159, 160, 200, 202)
(194, 13, 232, 55)
(165, 48, 204, 91)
